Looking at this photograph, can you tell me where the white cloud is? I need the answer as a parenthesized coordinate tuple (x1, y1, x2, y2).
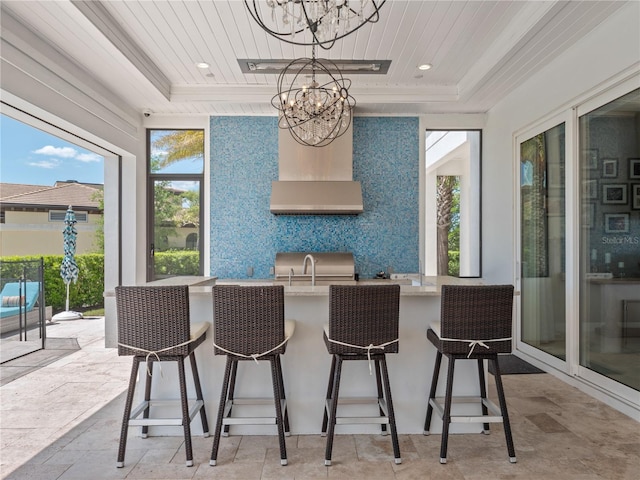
(151, 148, 168, 157)
(28, 159, 61, 169)
(33, 145, 77, 158)
(76, 152, 102, 163)
(170, 181, 199, 192)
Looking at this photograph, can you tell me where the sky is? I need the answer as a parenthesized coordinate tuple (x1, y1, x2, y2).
(1, 114, 104, 186)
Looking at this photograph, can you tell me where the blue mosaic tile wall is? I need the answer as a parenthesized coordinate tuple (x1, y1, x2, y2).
(210, 116, 419, 279)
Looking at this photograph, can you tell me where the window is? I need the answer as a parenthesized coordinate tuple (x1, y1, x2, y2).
(49, 210, 88, 222)
(147, 129, 204, 280)
(186, 233, 198, 250)
(425, 130, 481, 277)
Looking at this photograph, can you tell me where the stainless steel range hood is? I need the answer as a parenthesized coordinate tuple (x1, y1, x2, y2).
(270, 124, 363, 215)
(271, 181, 363, 214)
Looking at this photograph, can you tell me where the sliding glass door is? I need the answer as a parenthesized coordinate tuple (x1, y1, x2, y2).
(519, 122, 566, 361)
(578, 88, 640, 391)
(517, 84, 639, 408)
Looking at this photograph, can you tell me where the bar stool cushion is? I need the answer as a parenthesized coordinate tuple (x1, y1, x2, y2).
(429, 322, 441, 338)
(190, 322, 209, 341)
(285, 319, 296, 339)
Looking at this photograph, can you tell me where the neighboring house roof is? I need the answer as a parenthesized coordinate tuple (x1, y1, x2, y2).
(0, 182, 102, 210)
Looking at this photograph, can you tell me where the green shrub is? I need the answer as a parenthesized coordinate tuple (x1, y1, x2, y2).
(153, 251, 200, 276)
(448, 251, 460, 277)
(1, 251, 199, 311)
(1, 254, 104, 311)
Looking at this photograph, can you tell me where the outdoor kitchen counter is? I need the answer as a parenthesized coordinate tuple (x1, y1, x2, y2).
(142, 275, 487, 436)
(214, 275, 483, 295)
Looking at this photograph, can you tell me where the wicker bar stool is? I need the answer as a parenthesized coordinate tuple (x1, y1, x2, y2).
(423, 284, 516, 464)
(115, 285, 209, 468)
(322, 284, 401, 466)
(210, 285, 295, 467)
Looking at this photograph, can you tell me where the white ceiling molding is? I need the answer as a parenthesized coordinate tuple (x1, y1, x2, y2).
(0, 0, 628, 116)
(70, 0, 172, 101)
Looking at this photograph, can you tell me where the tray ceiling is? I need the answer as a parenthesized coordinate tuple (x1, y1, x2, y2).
(0, 0, 625, 117)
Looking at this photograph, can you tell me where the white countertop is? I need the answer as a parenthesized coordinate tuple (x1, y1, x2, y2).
(213, 275, 484, 296)
(107, 275, 486, 297)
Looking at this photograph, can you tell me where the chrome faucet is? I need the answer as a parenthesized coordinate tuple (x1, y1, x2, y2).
(302, 254, 316, 286)
(288, 267, 295, 286)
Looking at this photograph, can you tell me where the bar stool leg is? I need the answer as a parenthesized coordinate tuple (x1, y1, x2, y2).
(439, 356, 456, 464)
(324, 355, 343, 466)
(491, 357, 517, 463)
(189, 352, 210, 437)
(177, 357, 195, 466)
(274, 355, 290, 435)
(117, 357, 140, 467)
(379, 355, 401, 464)
(222, 359, 238, 436)
(141, 358, 154, 438)
(477, 358, 490, 434)
(270, 356, 288, 466)
(321, 355, 337, 436)
(423, 350, 443, 435)
(374, 358, 388, 435)
(210, 357, 233, 466)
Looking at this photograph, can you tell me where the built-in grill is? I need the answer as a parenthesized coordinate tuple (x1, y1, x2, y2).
(274, 252, 355, 285)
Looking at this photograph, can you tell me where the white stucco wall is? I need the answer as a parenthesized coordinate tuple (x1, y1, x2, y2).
(482, 2, 640, 285)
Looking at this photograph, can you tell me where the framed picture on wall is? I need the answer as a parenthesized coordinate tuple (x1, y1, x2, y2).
(602, 184, 628, 204)
(632, 184, 640, 210)
(604, 213, 629, 233)
(582, 179, 598, 199)
(630, 158, 640, 179)
(583, 148, 599, 169)
(602, 158, 618, 178)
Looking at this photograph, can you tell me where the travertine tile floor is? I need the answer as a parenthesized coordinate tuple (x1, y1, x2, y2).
(1, 317, 638, 479)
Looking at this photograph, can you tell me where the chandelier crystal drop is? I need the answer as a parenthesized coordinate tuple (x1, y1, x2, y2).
(272, 47, 355, 147)
(245, 0, 386, 49)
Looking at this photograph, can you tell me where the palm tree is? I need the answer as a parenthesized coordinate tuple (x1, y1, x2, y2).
(151, 130, 204, 170)
(149, 130, 204, 251)
(437, 176, 456, 275)
(520, 134, 548, 277)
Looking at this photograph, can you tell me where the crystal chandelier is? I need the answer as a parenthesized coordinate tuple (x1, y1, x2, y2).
(272, 47, 356, 147)
(245, 0, 386, 50)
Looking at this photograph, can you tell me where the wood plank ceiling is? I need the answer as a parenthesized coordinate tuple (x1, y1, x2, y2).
(1, 0, 625, 117)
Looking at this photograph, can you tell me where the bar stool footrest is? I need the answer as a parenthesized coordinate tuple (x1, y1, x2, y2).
(128, 399, 205, 427)
(325, 397, 390, 425)
(222, 398, 287, 426)
(429, 396, 505, 423)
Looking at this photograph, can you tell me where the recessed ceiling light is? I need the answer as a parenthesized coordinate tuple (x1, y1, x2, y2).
(196, 62, 210, 69)
(417, 63, 432, 71)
